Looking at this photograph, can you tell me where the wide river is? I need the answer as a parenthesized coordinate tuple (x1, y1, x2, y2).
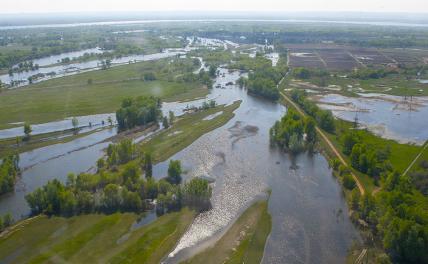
(0, 60, 358, 263)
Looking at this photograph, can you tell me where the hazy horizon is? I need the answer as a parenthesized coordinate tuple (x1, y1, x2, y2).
(2, 0, 428, 14)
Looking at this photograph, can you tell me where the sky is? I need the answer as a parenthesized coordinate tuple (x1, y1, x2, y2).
(1, 0, 428, 14)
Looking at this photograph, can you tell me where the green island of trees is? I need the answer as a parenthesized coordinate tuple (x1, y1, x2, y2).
(270, 109, 316, 154)
(116, 96, 161, 131)
(25, 139, 212, 217)
(244, 66, 284, 101)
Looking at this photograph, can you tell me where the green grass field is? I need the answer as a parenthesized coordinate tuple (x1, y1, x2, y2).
(185, 199, 271, 264)
(141, 101, 241, 163)
(0, 59, 208, 129)
(0, 209, 195, 264)
(324, 118, 422, 192)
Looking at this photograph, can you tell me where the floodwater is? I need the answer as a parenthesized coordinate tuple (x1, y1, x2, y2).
(0, 48, 188, 86)
(154, 68, 358, 263)
(316, 93, 428, 144)
(23, 47, 104, 67)
(0, 113, 116, 139)
(0, 45, 357, 263)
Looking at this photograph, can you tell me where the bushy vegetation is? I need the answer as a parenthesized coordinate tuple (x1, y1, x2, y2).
(0, 213, 14, 232)
(270, 109, 316, 153)
(116, 96, 161, 131)
(245, 66, 284, 101)
(290, 89, 335, 133)
(410, 159, 428, 195)
(342, 131, 392, 182)
(350, 68, 396, 80)
(292, 67, 329, 80)
(361, 174, 427, 263)
(0, 155, 20, 195)
(25, 139, 212, 217)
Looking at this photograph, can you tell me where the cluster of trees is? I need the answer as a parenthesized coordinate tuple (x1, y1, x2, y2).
(410, 160, 428, 195)
(162, 111, 175, 129)
(290, 89, 335, 133)
(180, 69, 214, 89)
(141, 72, 157, 81)
(341, 131, 392, 182)
(330, 156, 428, 263)
(116, 96, 161, 131)
(244, 66, 284, 101)
(270, 109, 316, 154)
(105, 139, 137, 168)
(8, 61, 40, 75)
(100, 59, 112, 70)
(292, 67, 329, 80)
(350, 68, 395, 80)
(25, 139, 212, 217)
(0, 155, 20, 195)
(329, 158, 356, 190)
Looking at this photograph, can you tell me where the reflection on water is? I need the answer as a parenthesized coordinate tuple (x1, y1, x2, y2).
(0, 52, 357, 262)
(1, 48, 189, 86)
(264, 152, 358, 263)
(26, 47, 104, 67)
(317, 93, 428, 144)
(0, 128, 115, 219)
(0, 113, 116, 139)
(155, 76, 357, 263)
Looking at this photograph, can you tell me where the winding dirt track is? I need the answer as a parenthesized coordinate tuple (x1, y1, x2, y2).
(280, 91, 365, 195)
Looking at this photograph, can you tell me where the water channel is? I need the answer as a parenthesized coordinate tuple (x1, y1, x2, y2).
(0, 45, 358, 263)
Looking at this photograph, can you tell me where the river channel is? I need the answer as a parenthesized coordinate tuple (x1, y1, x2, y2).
(0, 46, 357, 263)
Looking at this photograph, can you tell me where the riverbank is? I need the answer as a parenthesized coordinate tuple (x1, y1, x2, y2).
(184, 199, 271, 264)
(0, 126, 112, 157)
(141, 101, 241, 163)
(0, 208, 195, 263)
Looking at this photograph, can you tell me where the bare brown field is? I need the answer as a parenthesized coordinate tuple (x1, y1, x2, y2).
(287, 43, 428, 71)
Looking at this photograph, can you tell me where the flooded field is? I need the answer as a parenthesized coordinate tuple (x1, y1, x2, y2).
(0, 40, 358, 263)
(315, 93, 428, 144)
(154, 69, 358, 263)
(0, 113, 116, 139)
(0, 48, 188, 87)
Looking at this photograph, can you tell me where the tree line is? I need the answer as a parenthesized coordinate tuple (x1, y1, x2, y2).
(25, 139, 212, 217)
(290, 89, 336, 133)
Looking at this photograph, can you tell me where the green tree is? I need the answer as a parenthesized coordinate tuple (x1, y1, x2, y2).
(304, 117, 317, 143)
(102, 184, 121, 212)
(183, 178, 212, 211)
(167, 160, 182, 185)
(169, 111, 175, 125)
(71, 117, 79, 131)
(23, 122, 32, 140)
(162, 116, 169, 129)
(144, 152, 153, 178)
(343, 173, 356, 190)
